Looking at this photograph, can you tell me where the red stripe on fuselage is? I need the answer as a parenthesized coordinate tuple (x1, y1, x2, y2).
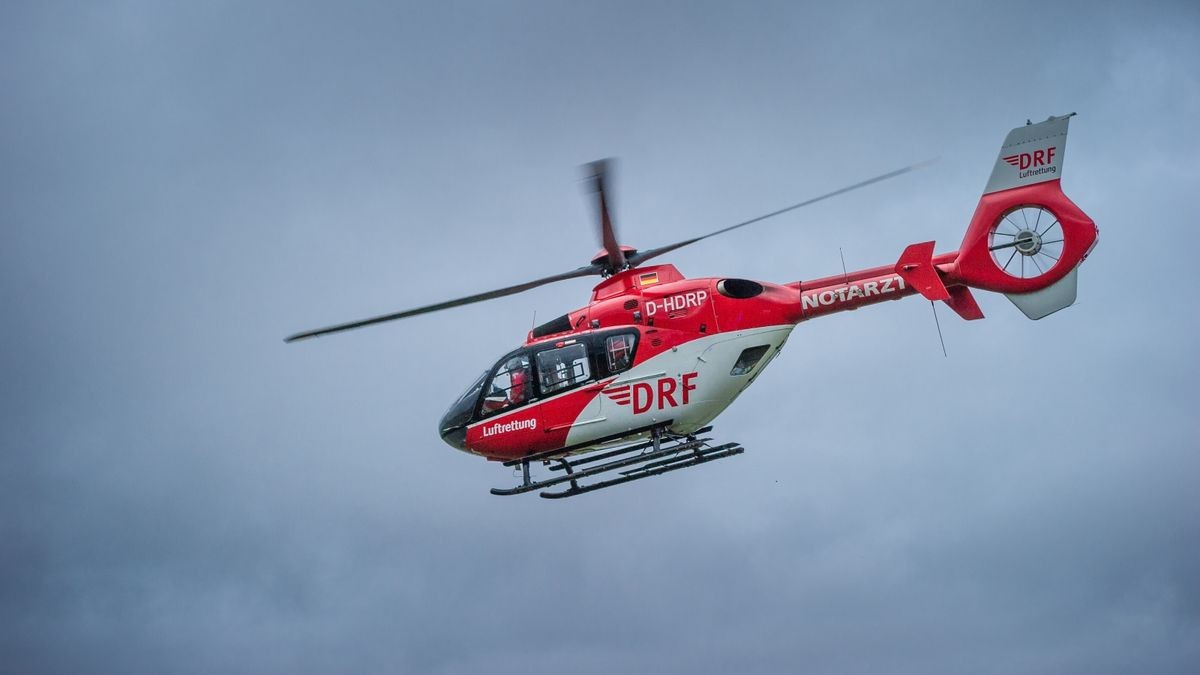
(466, 379, 612, 461)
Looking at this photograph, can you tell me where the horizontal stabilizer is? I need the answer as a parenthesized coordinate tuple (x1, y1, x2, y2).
(944, 285, 985, 321)
(895, 241, 950, 301)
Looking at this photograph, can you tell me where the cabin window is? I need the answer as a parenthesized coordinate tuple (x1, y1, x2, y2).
(730, 345, 771, 376)
(536, 343, 591, 396)
(605, 334, 636, 374)
(479, 354, 532, 417)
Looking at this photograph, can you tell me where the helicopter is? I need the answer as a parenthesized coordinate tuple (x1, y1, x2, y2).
(287, 114, 1098, 499)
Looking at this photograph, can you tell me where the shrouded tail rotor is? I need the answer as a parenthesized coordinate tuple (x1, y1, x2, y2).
(988, 205, 1065, 280)
(946, 114, 1098, 319)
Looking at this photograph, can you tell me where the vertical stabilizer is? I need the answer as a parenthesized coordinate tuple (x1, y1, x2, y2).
(984, 114, 1073, 194)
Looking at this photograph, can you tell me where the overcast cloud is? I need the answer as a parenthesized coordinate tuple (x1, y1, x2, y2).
(2, 1, 1198, 673)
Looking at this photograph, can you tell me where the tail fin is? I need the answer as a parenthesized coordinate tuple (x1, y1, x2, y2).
(943, 114, 1099, 319)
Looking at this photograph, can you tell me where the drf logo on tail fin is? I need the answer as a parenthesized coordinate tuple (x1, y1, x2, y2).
(603, 373, 698, 414)
(1003, 146, 1057, 170)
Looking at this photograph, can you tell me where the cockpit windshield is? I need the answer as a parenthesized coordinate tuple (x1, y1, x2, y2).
(439, 370, 487, 438)
(453, 371, 488, 408)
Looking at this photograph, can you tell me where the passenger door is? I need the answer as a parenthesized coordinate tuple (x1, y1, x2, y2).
(533, 341, 603, 438)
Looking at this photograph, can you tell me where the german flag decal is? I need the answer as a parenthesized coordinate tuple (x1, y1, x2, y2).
(639, 272, 659, 286)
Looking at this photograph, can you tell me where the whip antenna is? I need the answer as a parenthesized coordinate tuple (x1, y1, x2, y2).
(930, 301, 947, 358)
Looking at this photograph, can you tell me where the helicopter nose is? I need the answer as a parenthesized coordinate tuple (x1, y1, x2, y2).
(438, 400, 470, 452)
(439, 420, 468, 452)
(440, 373, 485, 453)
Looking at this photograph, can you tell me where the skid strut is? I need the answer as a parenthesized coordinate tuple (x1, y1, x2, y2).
(489, 426, 743, 499)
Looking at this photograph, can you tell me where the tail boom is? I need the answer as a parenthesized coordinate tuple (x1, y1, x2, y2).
(787, 258, 949, 321)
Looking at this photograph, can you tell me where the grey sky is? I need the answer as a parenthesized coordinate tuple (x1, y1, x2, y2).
(2, 1, 1198, 673)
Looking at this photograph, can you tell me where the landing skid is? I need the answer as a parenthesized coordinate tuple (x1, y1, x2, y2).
(490, 425, 744, 499)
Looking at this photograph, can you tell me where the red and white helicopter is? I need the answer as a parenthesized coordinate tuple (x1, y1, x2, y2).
(288, 114, 1098, 499)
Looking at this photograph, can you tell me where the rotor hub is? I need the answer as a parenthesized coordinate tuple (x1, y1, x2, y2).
(591, 245, 638, 273)
(1014, 229, 1042, 256)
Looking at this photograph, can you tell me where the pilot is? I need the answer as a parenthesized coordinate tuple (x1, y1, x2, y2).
(508, 358, 528, 405)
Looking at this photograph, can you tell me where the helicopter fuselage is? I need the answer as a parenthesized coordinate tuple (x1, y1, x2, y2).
(439, 261, 932, 461)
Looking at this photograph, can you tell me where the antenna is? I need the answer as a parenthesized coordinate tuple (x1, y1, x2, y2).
(930, 301, 947, 357)
(838, 247, 849, 286)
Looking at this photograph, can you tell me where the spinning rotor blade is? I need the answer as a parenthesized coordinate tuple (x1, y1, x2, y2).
(585, 159, 626, 271)
(626, 159, 935, 268)
(284, 263, 602, 342)
(286, 158, 932, 343)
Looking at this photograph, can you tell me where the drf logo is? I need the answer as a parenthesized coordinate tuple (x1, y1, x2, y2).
(1003, 146, 1057, 170)
(602, 373, 698, 414)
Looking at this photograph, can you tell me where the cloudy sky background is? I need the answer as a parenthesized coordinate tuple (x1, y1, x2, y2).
(2, 1, 1198, 672)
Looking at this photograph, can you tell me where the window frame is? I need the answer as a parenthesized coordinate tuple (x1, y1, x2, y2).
(470, 329, 642, 421)
(603, 332, 637, 375)
(730, 345, 771, 376)
(477, 350, 535, 418)
(534, 342, 593, 397)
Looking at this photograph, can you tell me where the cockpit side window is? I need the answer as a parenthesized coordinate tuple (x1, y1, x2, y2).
(535, 343, 591, 396)
(605, 333, 636, 374)
(479, 354, 532, 417)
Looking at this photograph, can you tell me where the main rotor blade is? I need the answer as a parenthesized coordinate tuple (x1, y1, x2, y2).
(285, 263, 602, 343)
(625, 159, 935, 268)
(585, 159, 625, 271)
